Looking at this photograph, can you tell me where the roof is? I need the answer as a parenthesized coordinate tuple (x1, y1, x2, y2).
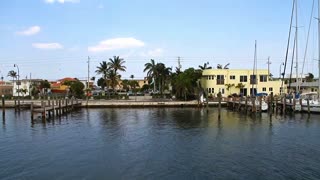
(290, 80, 320, 87)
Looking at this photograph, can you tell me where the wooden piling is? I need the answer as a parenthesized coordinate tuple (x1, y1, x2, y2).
(293, 93, 296, 111)
(59, 99, 61, 116)
(251, 97, 256, 113)
(218, 92, 221, 119)
(259, 96, 262, 112)
(282, 95, 286, 114)
(14, 99, 17, 112)
(245, 97, 248, 113)
(30, 102, 34, 120)
(307, 98, 310, 115)
(2, 95, 5, 117)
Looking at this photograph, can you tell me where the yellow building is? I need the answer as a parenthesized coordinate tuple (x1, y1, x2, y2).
(201, 69, 283, 97)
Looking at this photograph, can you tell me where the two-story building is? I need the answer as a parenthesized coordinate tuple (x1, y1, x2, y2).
(201, 69, 283, 97)
(13, 79, 43, 97)
(0, 81, 13, 96)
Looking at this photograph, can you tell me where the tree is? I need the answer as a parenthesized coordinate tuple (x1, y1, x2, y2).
(198, 62, 212, 70)
(108, 56, 126, 74)
(155, 63, 171, 94)
(217, 63, 230, 69)
(70, 80, 85, 98)
(7, 70, 17, 82)
(121, 79, 130, 91)
(225, 83, 235, 95)
(172, 68, 202, 100)
(306, 73, 314, 82)
(97, 77, 106, 89)
(108, 70, 120, 92)
(96, 61, 110, 90)
(235, 83, 245, 95)
(144, 59, 157, 80)
(40, 80, 51, 95)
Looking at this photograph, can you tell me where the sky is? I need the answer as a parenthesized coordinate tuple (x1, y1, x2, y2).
(0, 0, 319, 81)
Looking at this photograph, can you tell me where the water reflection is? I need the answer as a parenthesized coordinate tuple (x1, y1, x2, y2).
(1, 108, 320, 179)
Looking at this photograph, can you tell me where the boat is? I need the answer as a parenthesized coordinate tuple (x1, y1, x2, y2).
(300, 92, 320, 112)
(299, 0, 320, 113)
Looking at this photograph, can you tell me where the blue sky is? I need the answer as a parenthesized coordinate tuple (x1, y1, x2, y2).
(0, 0, 319, 80)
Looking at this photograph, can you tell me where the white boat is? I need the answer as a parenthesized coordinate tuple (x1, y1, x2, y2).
(300, 92, 320, 112)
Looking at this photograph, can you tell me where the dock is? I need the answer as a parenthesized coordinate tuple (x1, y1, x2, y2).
(30, 98, 82, 121)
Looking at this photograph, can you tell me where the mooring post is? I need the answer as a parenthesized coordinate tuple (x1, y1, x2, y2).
(18, 98, 20, 111)
(259, 96, 262, 113)
(205, 90, 209, 113)
(59, 99, 61, 116)
(218, 92, 221, 119)
(245, 96, 248, 113)
(14, 99, 17, 112)
(293, 93, 296, 111)
(307, 98, 310, 115)
(237, 97, 241, 111)
(41, 101, 46, 122)
(30, 102, 34, 121)
(270, 92, 274, 113)
(52, 101, 55, 117)
(282, 94, 286, 114)
(2, 95, 5, 118)
(251, 97, 256, 113)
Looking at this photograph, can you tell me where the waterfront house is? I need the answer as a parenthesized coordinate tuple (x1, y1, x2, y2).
(201, 69, 283, 97)
(12, 79, 43, 97)
(0, 81, 13, 96)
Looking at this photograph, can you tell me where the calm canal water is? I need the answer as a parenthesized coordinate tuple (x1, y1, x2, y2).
(1, 108, 320, 179)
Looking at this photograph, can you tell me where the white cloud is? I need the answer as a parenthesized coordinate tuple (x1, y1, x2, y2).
(140, 48, 164, 57)
(88, 37, 145, 52)
(147, 48, 164, 57)
(32, 43, 63, 50)
(17, 26, 41, 36)
(44, 0, 80, 4)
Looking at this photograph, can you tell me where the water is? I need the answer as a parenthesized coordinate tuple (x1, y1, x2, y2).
(1, 108, 320, 179)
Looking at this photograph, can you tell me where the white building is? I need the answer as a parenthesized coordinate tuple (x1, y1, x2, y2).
(13, 79, 42, 97)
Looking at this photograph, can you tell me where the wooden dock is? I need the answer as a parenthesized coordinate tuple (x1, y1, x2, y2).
(30, 98, 82, 121)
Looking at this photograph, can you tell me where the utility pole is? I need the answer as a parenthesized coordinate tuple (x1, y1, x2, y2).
(86, 56, 90, 105)
(177, 56, 182, 70)
(267, 57, 271, 79)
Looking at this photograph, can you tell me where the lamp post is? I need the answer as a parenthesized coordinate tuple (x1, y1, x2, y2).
(14, 64, 20, 98)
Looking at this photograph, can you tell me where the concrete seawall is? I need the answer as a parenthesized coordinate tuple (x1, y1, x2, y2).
(1, 99, 226, 108)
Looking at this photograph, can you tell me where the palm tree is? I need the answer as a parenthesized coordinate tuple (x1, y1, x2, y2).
(7, 70, 17, 82)
(96, 61, 110, 90)
(235, 83, 245, 95)
(155, 63, 171, 94)
(144, 59, 157, 91)
(108, 56, 126, 74)
(108, 70, 120, 92)
(217, 63, 230, 69)
(225, 83, 235, 95)
(199, 62, 212, 70)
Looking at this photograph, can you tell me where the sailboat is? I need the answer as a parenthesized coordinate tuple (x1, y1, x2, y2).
(247, 40, 269, 111)
(299, 0, 320, 112)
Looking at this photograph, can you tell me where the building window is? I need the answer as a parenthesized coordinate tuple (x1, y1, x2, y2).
(260, 75, 268, 82)
(250, 75, 257, 84)
(230, 75, 235, 80)
(262, 87, 266, 91)
(269, 87, 273, 92)
(219, 88, 225, 94)
(216, 75, 225, 85)
(208, 88, 211, 93)
(240, 75, 247, 82)
(208, 76, 211, 80)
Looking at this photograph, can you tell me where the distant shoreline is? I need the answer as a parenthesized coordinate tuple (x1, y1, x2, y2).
(1, 99, 226, 108)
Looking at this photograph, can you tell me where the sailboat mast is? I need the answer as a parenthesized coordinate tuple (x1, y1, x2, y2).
(296, 0, 299, 92)
(318, 0, 320, 98)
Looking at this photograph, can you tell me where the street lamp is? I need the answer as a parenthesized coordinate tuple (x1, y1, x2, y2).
(14, 64, 20, 98)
